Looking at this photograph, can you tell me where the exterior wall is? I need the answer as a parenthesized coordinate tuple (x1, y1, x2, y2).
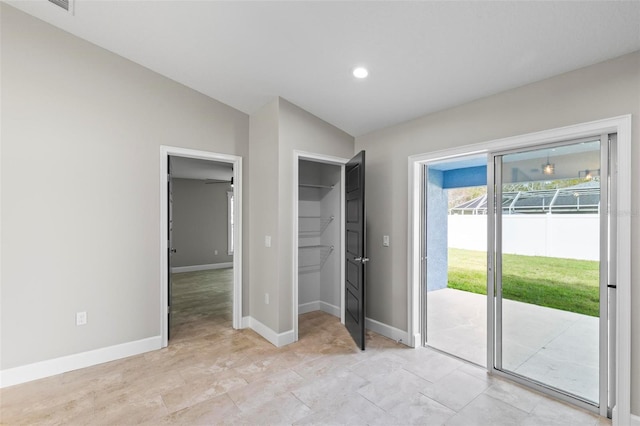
(448, 214, 600, 261)
(427, 170, 448, 291)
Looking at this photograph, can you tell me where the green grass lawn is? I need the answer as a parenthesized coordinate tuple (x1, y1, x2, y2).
(448, 248, 600, 317)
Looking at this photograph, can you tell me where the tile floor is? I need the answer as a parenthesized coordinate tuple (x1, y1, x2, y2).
(427, 288, 600, 402)
(0, 269, 609, 425)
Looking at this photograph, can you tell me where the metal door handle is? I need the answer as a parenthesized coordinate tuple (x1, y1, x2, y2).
(170, 248, 177, 253)
(354, 256, 370, 263)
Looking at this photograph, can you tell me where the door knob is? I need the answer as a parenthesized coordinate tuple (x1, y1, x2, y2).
(170, 248, 177, 253)
(354, 256, 370, 263)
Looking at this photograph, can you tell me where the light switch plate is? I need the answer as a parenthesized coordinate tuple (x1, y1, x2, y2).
(383, 235, 390, 247)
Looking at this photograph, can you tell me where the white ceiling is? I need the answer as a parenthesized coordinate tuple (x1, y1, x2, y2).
(7, 1, 640, 136)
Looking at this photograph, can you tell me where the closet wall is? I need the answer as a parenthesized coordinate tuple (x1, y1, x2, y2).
(298, 160, 341, 318)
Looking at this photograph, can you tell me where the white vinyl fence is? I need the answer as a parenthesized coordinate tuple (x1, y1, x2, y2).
(448, 214, 600, 261)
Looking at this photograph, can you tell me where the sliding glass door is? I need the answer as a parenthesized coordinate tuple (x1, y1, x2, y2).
(489, 136, 613, 415)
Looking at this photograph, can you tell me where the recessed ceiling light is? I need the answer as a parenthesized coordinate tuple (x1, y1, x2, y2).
(352, 67, 369, 79)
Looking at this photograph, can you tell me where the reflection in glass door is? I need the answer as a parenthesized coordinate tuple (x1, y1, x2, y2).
(490, 137, 611, 413)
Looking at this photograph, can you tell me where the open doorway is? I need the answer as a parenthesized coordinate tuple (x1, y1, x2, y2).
(160, 146, 243, 348)
(423, 155, 488, 366)
(294, 153, 347, 343)
(293, 151, 369, 351)
(169, 157, 235, 341)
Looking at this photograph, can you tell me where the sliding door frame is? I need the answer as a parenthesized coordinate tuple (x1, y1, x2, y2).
(488, 135, 610, 415)
(407, 115, 631, 424)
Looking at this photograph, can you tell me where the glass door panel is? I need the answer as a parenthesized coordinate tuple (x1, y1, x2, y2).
(494, 139, 603, 405)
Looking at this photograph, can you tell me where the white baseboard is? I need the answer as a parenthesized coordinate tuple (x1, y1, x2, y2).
(0, 336, 161, 388)
(242, 316, 295, 347)
(365, 317, 411, 347)
(629, 413, 640, 426)
(241, 315, 251, 329)
(171, 262, 232, 273)
(411, 333, 421, 348)
(298, 301, 340, 317)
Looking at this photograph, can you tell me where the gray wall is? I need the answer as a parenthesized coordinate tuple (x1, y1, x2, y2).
(248, 99, 281, 331)
(249, 98, 355, 334)
(0, 4, 250, 369)
(172, 178, 234, 268)
(355, 51, 640, 414)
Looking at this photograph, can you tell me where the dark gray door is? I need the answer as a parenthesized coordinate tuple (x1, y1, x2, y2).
(345, 151, 367, 350)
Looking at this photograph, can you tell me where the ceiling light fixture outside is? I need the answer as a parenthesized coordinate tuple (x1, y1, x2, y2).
(542, 154, 555, 175)
(353, 67, 369, 79)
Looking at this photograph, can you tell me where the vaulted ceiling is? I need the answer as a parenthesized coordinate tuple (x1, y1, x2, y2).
(7, 1, 640, 136)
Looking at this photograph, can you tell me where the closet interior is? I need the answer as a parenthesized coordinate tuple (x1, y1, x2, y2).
(297, 159, 342, 322)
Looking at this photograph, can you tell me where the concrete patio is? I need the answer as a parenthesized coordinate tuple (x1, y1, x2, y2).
(426, 288, 599, 403)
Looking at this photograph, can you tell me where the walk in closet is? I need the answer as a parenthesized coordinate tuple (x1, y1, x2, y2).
(297, 159, 342, 319)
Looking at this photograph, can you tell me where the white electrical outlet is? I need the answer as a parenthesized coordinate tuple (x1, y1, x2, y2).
(214, 249, 218, 255)
(265, 235, 272, 248)
(383, 235, 390, 247)
(76, 311, 87, 326)
(265, 293, 270, 304)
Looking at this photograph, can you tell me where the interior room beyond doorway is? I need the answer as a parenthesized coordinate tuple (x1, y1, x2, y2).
(168, 155, 236, 342)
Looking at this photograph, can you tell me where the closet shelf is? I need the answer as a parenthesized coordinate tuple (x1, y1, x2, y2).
(299, 215, 334, 236)
(299, 183, 335, 189)
(298, 245, 334, 271)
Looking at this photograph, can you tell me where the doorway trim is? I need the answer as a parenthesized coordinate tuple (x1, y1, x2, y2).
(160, 146, 243, 348)
(292, 151, 348, 342)
(408, 115, 631, 424)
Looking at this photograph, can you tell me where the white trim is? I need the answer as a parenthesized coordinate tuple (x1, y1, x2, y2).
(241, 316, 251, 329)
(627, 413, 640, 426)
(407, 115, 632, 422)
(171, 262, 233, 273)
(243, 316, 295, 347)
(365, 317, 411, 347)
(298, 301, 341, 317)
(0, 336, 161, 388)
(292, 151, 349, 343)
(160, 146, 243, 348)
(227, 190, 234, 255)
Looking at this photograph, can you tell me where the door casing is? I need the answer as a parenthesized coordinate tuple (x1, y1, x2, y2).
(160, 146, 243, 348)
(292, 151, 348, 342)
(407, 115, 632, 424)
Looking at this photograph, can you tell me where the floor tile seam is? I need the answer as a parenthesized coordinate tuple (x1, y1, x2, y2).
(399, 365, 437, 385)
(475, 391, 532, 420)
(223, 390, 245, 415)
(288, 389, 313, 413)
(452, 366, 495, 387)
(354, 386, 392, 414)
(410, 368, 490, 413)
(415, 388, 462, 413)
(485, 384, 545, 416)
